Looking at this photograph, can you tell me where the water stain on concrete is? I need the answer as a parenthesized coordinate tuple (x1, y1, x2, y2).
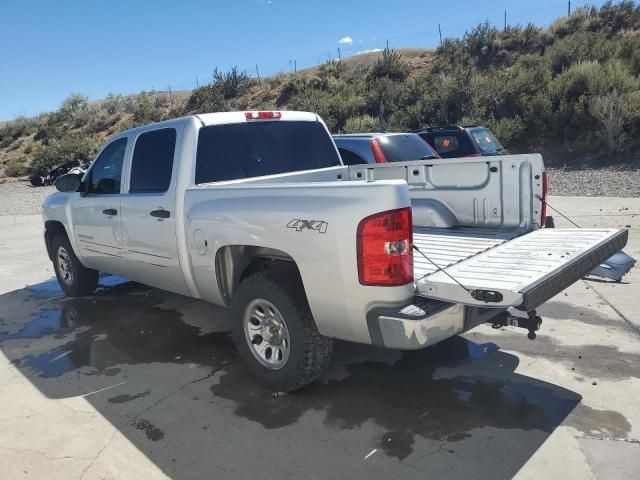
(472, 327, 640, 381)
(108, 390, 151, 404)
(132, 418, 165, 441)
(539, 301, 630, 329)
(568, 404, 632, 438)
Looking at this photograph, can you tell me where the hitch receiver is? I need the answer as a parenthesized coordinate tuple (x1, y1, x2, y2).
(489, 310, 542, 340)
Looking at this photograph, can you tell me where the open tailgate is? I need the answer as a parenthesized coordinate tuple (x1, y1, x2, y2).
(415, 228, 628, 310)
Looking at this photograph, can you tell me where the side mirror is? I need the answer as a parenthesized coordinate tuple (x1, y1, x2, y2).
(55, 173, 82, 193)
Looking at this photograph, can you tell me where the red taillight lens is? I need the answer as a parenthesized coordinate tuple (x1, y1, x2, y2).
(370, 138, 387, 163)
(357, 207, 414, 286)
(245, 111, 282, 120)
(541, 171, 548, 227)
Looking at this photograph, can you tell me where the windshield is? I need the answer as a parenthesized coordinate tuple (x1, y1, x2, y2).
(469, 128, 504, 154)
(377, 134, 439, 162)
(195, 121, 341, 183)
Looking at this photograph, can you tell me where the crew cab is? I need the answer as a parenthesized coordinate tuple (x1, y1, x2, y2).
(43, 111, 628, 391)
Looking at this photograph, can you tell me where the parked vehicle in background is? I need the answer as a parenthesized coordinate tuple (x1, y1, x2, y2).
(418, 126, 505, 158)
(43, 111, 628, 392)
(333, 132, 439, 164)
(30, 159, 89, 187)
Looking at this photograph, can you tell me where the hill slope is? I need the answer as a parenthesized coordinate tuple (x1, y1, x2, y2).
(2, 2, 640, 177)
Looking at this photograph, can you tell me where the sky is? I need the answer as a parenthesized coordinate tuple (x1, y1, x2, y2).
(0, 0, 610, 120)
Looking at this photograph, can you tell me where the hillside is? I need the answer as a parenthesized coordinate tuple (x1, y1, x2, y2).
(1, 2, 640, 178)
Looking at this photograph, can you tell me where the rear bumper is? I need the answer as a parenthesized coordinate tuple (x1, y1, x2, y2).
(366, 296, 505, 350)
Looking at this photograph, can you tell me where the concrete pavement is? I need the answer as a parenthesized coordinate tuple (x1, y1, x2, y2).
(0, 195, 638, 479)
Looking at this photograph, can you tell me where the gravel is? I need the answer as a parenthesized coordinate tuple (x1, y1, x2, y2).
(0, 181, 55, 216)
(547, 166, 640, 198)
(0, 166, 638, 217)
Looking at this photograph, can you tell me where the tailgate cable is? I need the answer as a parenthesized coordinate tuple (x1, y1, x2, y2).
(413, 245, 471, 294)
(413, 245, 505, 304)
(536, 194, 581, 228)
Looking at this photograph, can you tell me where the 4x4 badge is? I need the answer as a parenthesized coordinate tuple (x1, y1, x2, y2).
(286, 219, 328, 234)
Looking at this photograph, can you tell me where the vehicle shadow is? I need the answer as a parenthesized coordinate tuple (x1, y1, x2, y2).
(0, 276, 585, 479)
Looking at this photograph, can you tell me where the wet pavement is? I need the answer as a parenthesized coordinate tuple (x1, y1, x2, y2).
(1, 197, 640, 479)
(1, 275, 637, 479)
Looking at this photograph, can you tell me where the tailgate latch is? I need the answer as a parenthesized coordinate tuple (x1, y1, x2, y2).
(470, 289, 504, 303)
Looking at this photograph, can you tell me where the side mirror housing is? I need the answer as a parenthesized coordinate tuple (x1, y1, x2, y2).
(54, 173, 82, 193)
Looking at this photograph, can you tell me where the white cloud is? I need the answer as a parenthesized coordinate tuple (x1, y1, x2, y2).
(356, 48, 383, 55)
(338, 36, 353, 45)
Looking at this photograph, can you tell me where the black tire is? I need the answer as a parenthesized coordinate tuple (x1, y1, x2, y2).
(29, 175, 44, 187)
(231, 265, 333, 392)
(51, 233, 99, 297)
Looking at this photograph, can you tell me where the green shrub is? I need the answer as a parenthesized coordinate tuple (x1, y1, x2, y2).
(59, 93, 89, 122)
(30, 135, 99, 175)
(4, 158, 29, 177)
(368, 48, 410, 82)
(588, 89, 628, 153)
(342, 115, 379, 133)
(104, 92, 123, 115)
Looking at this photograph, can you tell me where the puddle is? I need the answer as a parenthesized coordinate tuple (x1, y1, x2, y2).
(209, 338, 583, 460)
(0, 308, 67, 341)
(2, 281, 234, 378)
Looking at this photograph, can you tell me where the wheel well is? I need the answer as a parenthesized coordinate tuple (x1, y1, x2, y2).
(44, 221, 67, 261)
(215, 245, 302, 305)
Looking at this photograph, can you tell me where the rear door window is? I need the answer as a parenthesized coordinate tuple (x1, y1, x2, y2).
(469, 128, 504, 154)
(195, 121, 341, 183)
(422, 131, 476, 158)
(376, 134, 439, 162)
(130, 128, 177, 193)
(337, 147, 367, 165)
(431, 135, 461, 155)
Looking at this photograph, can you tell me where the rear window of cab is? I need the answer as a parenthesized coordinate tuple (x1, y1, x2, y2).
(195, 121, 341, 184)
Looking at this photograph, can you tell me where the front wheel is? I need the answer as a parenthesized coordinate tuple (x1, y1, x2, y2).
(51, 233, 99, 297)
(231, 266, 332, 392)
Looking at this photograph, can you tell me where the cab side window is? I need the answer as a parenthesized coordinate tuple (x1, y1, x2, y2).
(88, 138, 127, 194)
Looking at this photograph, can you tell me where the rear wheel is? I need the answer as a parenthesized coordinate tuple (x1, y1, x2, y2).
(231, 266, 332, 392)
(51, 233, 98, 297)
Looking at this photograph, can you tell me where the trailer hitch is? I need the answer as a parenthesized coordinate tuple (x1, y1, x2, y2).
(489, 310, 542, 340)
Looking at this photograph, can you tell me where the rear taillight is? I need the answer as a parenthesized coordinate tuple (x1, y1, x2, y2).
(464, 153, 482, 157)
(245, 111, 282, 120)
(370, 138, 387, 163)
(541, 171, 548, 227)
(357, 207, 413, 286)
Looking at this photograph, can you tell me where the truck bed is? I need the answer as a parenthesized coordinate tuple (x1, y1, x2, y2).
(413, 227, 514, 280)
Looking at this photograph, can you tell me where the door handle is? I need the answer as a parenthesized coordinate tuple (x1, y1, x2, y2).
(150, 209, 170, 219)
(102, 208, 117, 216)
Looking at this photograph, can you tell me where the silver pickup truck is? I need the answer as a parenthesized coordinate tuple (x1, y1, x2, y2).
(43, 111, 628, 391)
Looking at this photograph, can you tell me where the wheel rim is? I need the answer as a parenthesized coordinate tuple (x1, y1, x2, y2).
(243, 298, 291, 370)
(57, 246, 73, 286)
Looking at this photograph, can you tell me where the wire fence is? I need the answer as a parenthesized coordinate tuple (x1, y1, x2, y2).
(138, 0, 607, 97)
